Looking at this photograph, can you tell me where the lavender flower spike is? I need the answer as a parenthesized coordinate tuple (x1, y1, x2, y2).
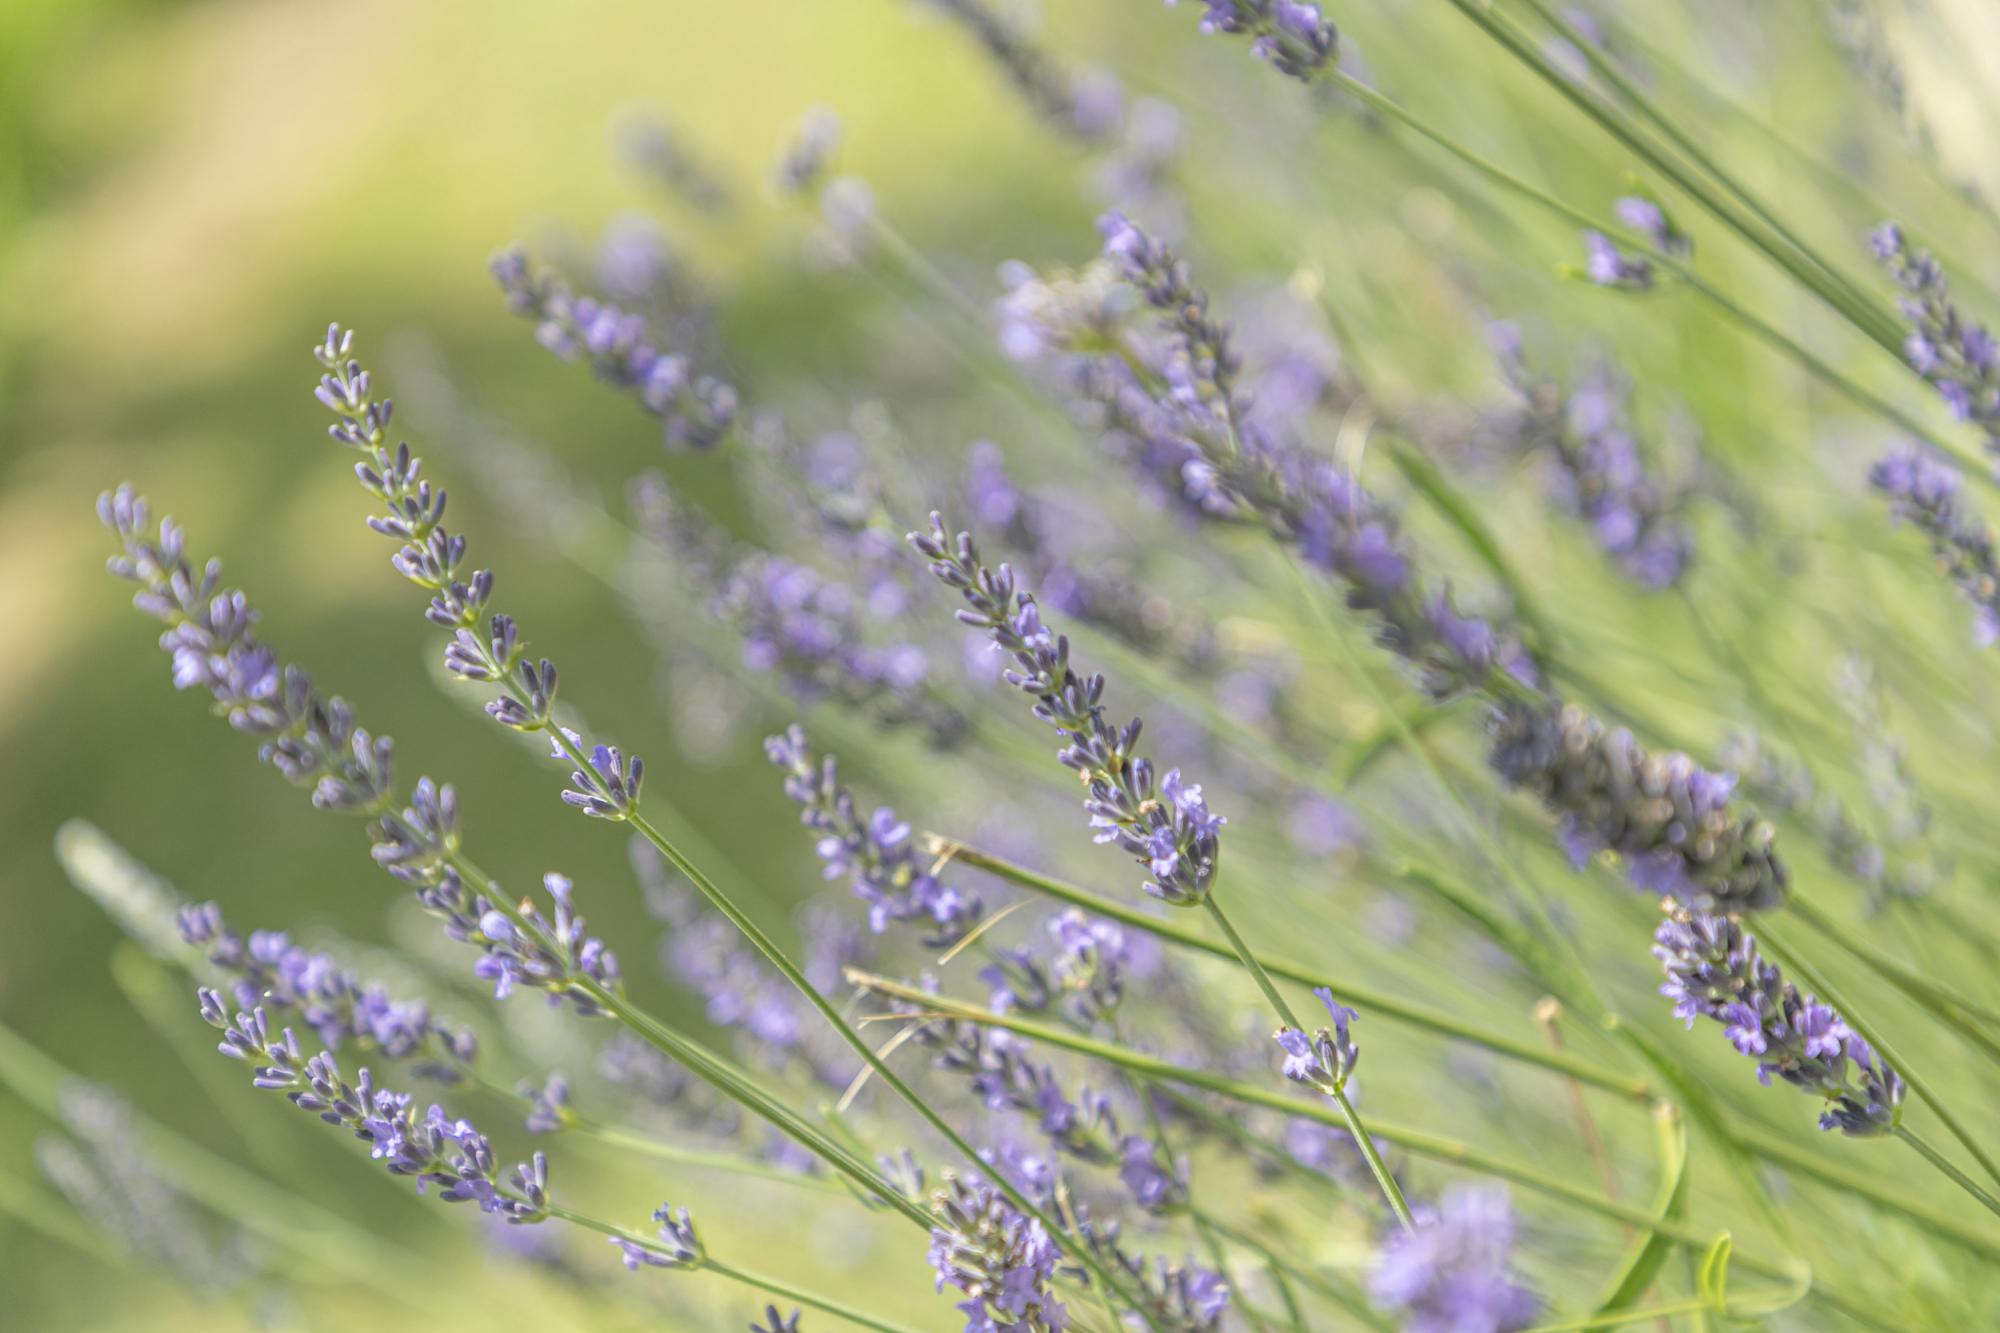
(1870, 444, 2000, 645)
(1655, 911, 1904, 1136)
(612, 1202, 704, 1272)
(1274, 985, 1360, 1094)
(928, 1172, 1070, 1332)
(1873, 222, 2000, 452)
(199, 990, 551, 1223)
(310, 325, 645, 824)
(765, 724, 985, 945)
(752, 1308, 804, 1333)
(1177, 2, 1339, 84)
(179, 901, 476, 1078)
(1370, 1185, 1539, 1333)
(489, 254, 738, 450)
(911, 515, 1224, 906)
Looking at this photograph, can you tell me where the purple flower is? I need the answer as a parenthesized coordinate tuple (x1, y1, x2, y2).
(928, 1173, 1069, 1332)
(1580, 230, 1655, 290)
(1871, 444, 2000, 646)
(1875, 222, 2000, 453)
(612, 1202, 703, 1271)
(1370, 1185, 1539, 1333)
(1654, 911, 1903, 1136)
(912, 516, 1225, 907)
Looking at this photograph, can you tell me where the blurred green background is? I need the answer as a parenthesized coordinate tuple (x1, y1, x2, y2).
(8, 0, 2000, 1327)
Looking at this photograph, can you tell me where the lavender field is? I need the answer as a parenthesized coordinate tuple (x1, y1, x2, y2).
(7, 1, 2000, 1329)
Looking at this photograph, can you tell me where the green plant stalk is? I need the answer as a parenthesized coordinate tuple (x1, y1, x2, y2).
(1790, 895, 2000, 1033)
(1727, 1123, 2000, 1260)
(1894, 1128, 2000, 1220)
(845, 972, 1914, 1327)
(543, 1203, 928, 1333)
(1202, 893, 1416, 1229)
(1198, 1212, 1394, 1333)
(934, 837, 1652, 1099)
(1754, 917, 2000, 1194)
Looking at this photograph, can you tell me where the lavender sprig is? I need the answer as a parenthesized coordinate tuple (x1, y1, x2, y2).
(1369, 1185, 1539, 1333)
(610, 1202, 704, 1271)
(178, 902, 476, 1077)
(311, 323, 646, 825)
(100, 488, 620, 1017)
(1492, 327, 1694, 590)
(1176, 1, 1339, 84)
(752, 1307, 804, 1333)
(927, 1172, 1070, 1333)
(1273, 986, 1359, 1096)
(1060, 215, 1788, 915)
(98, 485, 395, 815)
(765, 724, 984, 944)
(199, 991, 551, 1222)
(1873, 222, 2000, 452)
(1870, 444, 2000, 645)
(1654, 911, 1905, 1136)
(490, 253, 737, 450)
(911, 516, 1225, 907)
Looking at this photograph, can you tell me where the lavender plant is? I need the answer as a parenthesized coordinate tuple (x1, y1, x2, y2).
(53, 8, 2000, 1330)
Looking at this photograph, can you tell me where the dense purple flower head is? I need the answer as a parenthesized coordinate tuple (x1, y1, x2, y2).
(1370, 1185, 1539, 1333)
(1489, 701, 1786, 914)
(928, 1172, 1070, 1332)
(1175, 0, 1338, 83)
(491, 252, 737, 450)
(1874, 222, 2000, 450)
(612, 1202, 704, 1272)
(1492, 333, 1694, 590)
(912, 516, 1225, 906)
(200, 992, 550, 1223)
(1580, 231, 1655, 290)
(1654, 911, 1903, 1136)
(1870, 444, 2000, 646)
(765, 725, 985, 944)
(179, 902, 474, 1077)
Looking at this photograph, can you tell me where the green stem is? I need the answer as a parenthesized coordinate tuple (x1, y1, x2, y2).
(1201, 895, 1417, 1230)
(937, 838, 1651, 1099)
(1790, 896, 2000, 1036)
(1895, 1127, 2000, 1222)
(1755, 918, 2000, 1193)
(544, 1204, 928, 1333)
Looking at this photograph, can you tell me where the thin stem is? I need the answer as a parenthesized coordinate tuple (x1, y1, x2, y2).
(1755, 917, 2000, 1193)
(1201, 895, 1415, 1230)
(935, 837, 1652, 1100)
(1895, 1127, 2000, 1222)
(544, 1205, 930, 1333)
